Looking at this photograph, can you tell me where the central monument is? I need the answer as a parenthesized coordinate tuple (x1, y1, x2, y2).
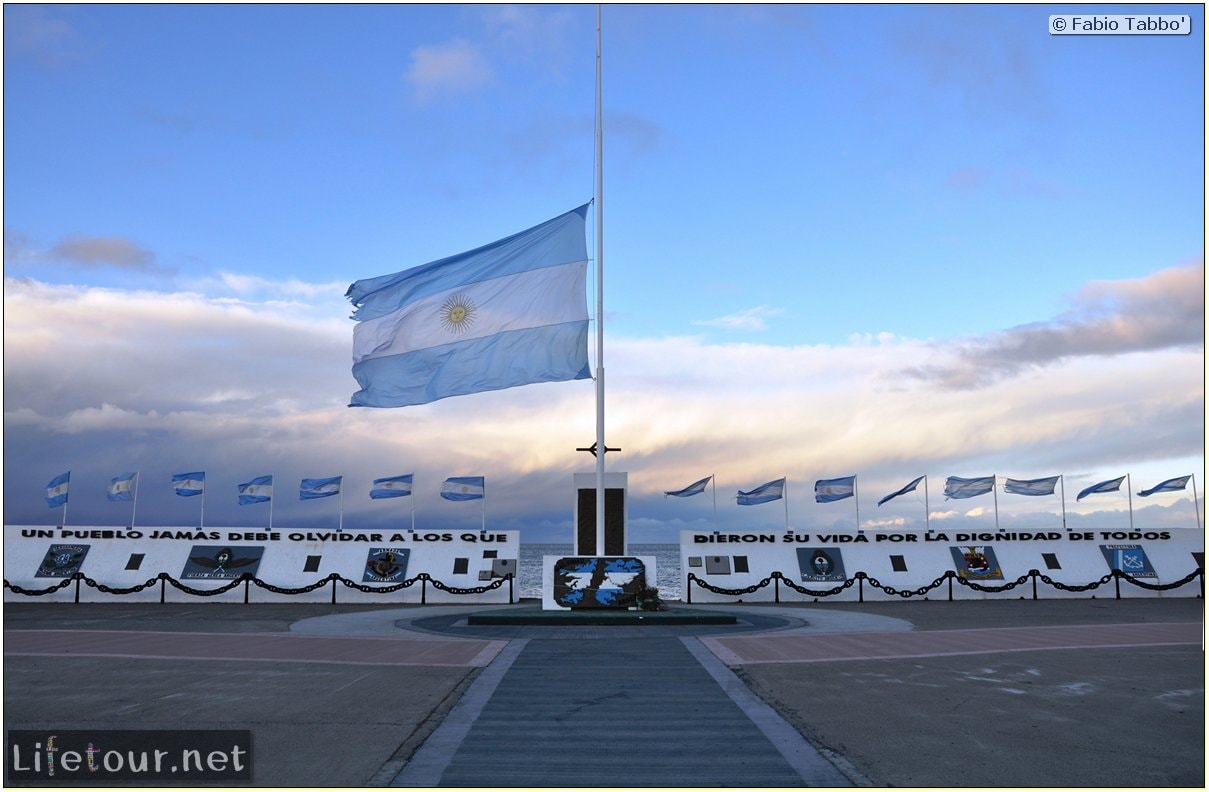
(573, 471, 627, 555)
(542, 471, 656, 610)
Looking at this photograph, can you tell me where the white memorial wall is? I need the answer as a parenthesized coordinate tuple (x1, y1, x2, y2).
(4, 526, 519, 604)
(680, 528, 1204, 602)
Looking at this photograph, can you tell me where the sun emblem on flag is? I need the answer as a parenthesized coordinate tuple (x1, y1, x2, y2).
(439, 294, 477, 334)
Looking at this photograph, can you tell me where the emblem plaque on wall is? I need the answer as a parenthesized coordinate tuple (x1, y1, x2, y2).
(949, 545, 1004, 580)
(363, 547, 410, 583)
(36, 544, 90, 578)
(1099, 544, 1157, 578)
(181, 546, 265, 579)
(796, 547, 847, 583)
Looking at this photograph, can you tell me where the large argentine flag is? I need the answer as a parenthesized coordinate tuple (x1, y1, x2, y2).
(346, 205, 591, 407)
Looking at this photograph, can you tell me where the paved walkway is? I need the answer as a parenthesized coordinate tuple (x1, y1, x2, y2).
(393, 636, 849, 787)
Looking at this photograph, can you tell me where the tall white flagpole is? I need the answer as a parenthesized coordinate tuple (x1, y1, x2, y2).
(783, 480, 789, 531)
(711, 474, 717, 531)
(338, 483, 344, 532)
(482, 479, 487, 533)
(269, 476, 274, 531)
(594, 3, 607, 557)
(200, 480, 206, 530)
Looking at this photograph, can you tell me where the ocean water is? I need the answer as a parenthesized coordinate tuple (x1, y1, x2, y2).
(519, 543, 681, 601)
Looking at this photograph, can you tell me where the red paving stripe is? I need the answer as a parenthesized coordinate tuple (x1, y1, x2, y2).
(702, 621, 1205, 665)
(2, 629, 507, 668)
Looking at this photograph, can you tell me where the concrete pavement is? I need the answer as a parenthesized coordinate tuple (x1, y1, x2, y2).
(3, 598, 1203, 787)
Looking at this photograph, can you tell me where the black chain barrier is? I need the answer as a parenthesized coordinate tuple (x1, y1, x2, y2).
(8, 566, 1201, 605)
(4, 571, 515, 604)
(686, 566, 1203, 603)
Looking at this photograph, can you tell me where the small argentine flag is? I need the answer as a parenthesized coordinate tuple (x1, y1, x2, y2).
(1138, 475, 1192, 497)
(300, 476, 342, 500)
(815, 475, 856, 503)
(944, 475, 995, 500)
(441, 476, 485, 501)
(1076, 475, 1125, 501)
(371, 474, 413, 499)
(737, 478, 785, 506)
(1003, 476, 1060, 497)
(665, 476, 711, 498)
(108, 472, 137, 502)
(172, 472, 205, 497)
(238, 476, 273, 505)
(878, 476, 924, 507)
(46, 472, 70, 508)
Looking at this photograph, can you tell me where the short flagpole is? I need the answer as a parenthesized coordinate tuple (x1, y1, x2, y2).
(993, 475, 1000, 531)
(200, 482, 206, 530)
(854, 475, 860, 531)
(338, 484, 344, 532)
(711, 474, 717, 531)
(784, 479, 790, 531)
(130, 472, 140, 529)
(1192, 474, 1202, 532)
(923, 475, 930, 533)
(61, 474, 70, 527)
(482, 479, 487, 533)
(1059, 474, 1067, 531)
(269, 476, 274, 531)
(1127, 473, 1134, 532)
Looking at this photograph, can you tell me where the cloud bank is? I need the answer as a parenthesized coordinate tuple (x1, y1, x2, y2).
(897, 260, 1204, 389)
(3, 261, 1203, 539)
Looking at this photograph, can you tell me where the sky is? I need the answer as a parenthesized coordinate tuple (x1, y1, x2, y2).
(3, 3, 1204, 543)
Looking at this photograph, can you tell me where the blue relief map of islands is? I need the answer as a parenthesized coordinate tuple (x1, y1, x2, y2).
(553, 557, 646, 608)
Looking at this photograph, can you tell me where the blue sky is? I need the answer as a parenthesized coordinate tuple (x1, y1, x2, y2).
(4, 3, 1204, 541)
